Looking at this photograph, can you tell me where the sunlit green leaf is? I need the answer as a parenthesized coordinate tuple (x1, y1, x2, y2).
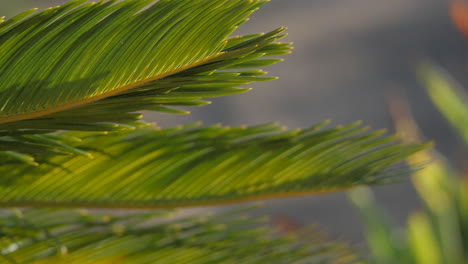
(0, 122, 426, 208)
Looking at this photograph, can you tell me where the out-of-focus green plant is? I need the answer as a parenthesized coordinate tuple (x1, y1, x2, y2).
(421, 64, 468, 144)
(351, 64, 468, 264)
(0, 206, 362, 264)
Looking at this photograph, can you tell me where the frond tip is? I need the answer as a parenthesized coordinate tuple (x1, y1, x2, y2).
(0, 122, 428, 208)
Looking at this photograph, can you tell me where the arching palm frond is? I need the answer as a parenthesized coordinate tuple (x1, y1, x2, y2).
(0, 0, 430, 262)
(0, 121, 427, 208)
(0, 0, 253, 118)
(0, 207, 360, 264)
(0, 0, 290, 162)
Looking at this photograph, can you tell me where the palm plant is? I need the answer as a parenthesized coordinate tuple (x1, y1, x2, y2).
(0, 0, 427, 262)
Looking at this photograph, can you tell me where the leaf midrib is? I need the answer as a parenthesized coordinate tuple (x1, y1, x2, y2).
(0, 187, 347, 209)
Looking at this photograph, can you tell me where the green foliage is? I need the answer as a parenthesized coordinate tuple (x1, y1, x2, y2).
(0, 0, 423, 200)
(0, 0, 291, 163)
(419, 64, 468, 145)
(351, 168, 468, 264)
(0, 0, 429, 262)
(0, 0, 276, 121)
(0, 207, 360, 263)
(0, 121, 425, 208)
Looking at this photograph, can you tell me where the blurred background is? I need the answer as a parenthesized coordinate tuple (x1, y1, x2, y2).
(2, 0, 468, 246)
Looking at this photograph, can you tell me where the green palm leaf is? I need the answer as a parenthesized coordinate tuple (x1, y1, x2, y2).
(0, 0, 288, 129)
(0, 0, 291, 163)
(0, 0, 431, 263)
(0, 121, 426, 208)
(0, 207, 359, 263)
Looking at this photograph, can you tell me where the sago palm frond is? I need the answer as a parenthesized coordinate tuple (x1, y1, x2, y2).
(0, 0, 289, 161)
(0, 207, 360, 264)
(0, 122, 426, 208)
(0, 0, 428, 203)
(0, 0, 430, 262)
(0, 0, 287, 127)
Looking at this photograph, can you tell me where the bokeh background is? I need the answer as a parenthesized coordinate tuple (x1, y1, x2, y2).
(3, 0, 468, 245)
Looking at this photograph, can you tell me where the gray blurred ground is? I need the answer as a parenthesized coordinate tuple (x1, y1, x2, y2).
(2, 0, 468, 245)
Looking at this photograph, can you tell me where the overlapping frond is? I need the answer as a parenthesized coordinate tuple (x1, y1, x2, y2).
(0, 131, 93, 166)
(0, 207, 359, 264)
(0, 121, 427, 208)
(0, 28, 289, 131)
(0, 0, 258, 119)
(0, 0, 432, 262)
(0, 0, 291, 163)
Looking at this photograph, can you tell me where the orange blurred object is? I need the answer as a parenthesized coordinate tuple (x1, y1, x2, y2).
(273, 214, 300, 234)
(450, 0, 468, 38)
